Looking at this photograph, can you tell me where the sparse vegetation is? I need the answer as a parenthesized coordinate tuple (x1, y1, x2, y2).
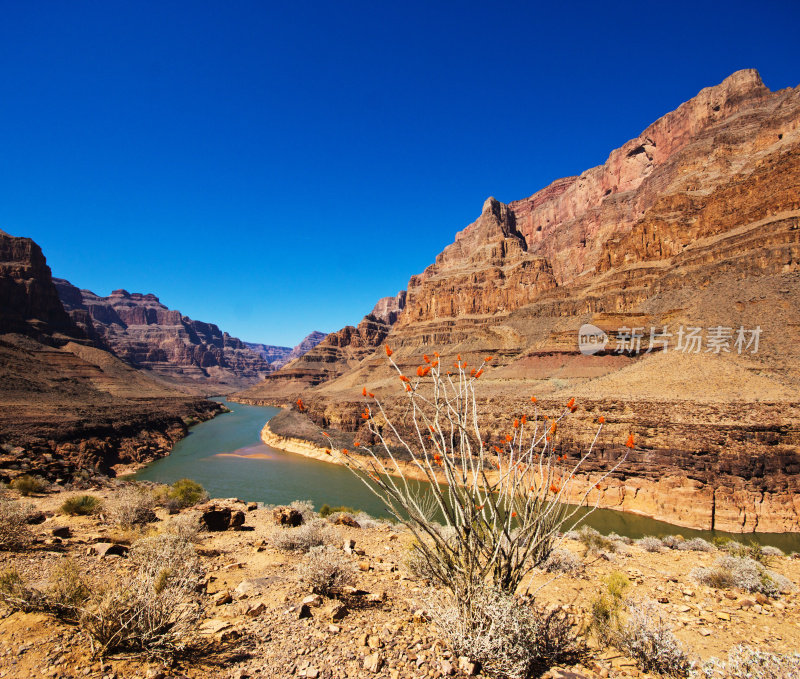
(637, 536, 664, 552)
(319, 503, 357, 518)
(690, 555, 795, 597)
(676, 537, 715, 552)
(616, 600, 692, 677)
(270, 519, 336, 552)
(60, 494, 101, 516)
(0, 496, 34, 550)
(578, 525, 619, 556)
(105, 484, 157, 527)
(299, 544, 356, 596)
(10, 474, 47, 496)
(695, 644, 800, 678)
(167, 478, 208, 509)
(588, 571, 630, 645)
(543, 547, 582, 573)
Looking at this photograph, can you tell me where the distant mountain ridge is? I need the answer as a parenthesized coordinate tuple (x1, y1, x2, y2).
(244, 330, 327, 370)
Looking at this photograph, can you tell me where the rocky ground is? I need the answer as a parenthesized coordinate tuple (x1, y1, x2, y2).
(1, 485, 799, 679)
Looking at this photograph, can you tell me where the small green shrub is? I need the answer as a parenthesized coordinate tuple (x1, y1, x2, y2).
(61, 494, 101, 516)
(167, 479, 208, 509)
(46, 560, 90, 620)
(589, 571, 630, 645)
(10, 475, 47, 496)
(577, 526, 618, 556)
(319, 503, 357, 518)
(690, 555, 795, 597)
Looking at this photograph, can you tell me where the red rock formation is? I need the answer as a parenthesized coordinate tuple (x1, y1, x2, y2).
(55, 280, 271, 392)
(258, 70, 800, 532)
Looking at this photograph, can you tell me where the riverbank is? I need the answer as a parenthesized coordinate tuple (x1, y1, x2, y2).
(261, 409, 800, 536)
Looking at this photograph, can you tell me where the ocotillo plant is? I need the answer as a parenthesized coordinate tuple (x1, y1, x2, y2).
(326, 348, 632, 599)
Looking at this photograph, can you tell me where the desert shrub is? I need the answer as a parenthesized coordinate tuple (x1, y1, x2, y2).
(289, 499, 317, 523)
(329, 351, 628, 601)
(428, 582, 580, 678)
(45, 560, 90, 620)
(761, 545, 784, 558)
(353, 511, 383, 529)
(81, 533, 201, 654)
(636, 536, 664, 552)
(299, 545, 356, 596)
(60, 494, 101, 516)
(0, 497, 34, 551)
(105, 484, 157, 528)
(588, 572, 629, 645)
(319, 504, 356, 518)
(543, 547, 582, 573)
(0, 567, 42, 611)
(167, 479, 208, 509)
(270, 519, 336, 553)
(677, 537, 715, 552)
(690, 555, 794, 597)
(662, 535, 683, 549)
(720, 539, 768, 563)
(695, 644, 800, 678)
(160, 511, 203, 543)
(616, 601, 692, 677)
(578, 526, 618, 556)
(10, 474, 47, 496)
(608, 532, 633, 545)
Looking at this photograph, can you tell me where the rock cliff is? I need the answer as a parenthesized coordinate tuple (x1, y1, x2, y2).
(250, 70, 800, 532)
(55, 280, 272, 392)
(0, 231, 224, 481)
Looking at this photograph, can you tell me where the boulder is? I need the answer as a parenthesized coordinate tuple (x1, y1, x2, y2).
(272, 506, 303, 526)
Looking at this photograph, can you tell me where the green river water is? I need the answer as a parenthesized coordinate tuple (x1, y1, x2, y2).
(134, 399, 800, 553)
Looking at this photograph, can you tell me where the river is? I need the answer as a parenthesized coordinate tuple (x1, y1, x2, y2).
(134, 399, 800, 552)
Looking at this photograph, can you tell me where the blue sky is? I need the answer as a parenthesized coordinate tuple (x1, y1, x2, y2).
(1, 1, 798, 347)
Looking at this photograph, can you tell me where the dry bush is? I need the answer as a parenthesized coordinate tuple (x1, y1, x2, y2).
(676, 537, 715, 552)
(270, 519, 337, 553)
(578, 526, 618, 556)
(105, 484, 157, 528)
(543, 547, 582, 574)
(0, 497, 34, 551)
(329, 351, 629, 600)
(45, 560, 90, 621)
(60, 494, 102, 516)
(636, 536, 664, 552)
(761, 545, 784, 558)
(289, 499, 317, 523)
(298, 545, 356, 596)
(616, 600, 692, 677)
(0, 567, 42, 612)
(10, 474, 47, 496)
(427, 583, 580, 678)
(690, 555, 794, 597)
(662, 535, 683, 549)
(588, 571, 630, 645)
(160, 511, 203, 543)
(80, 533, 202, 655)
(696, 644, 800, 678)
(608, 532, 633, 545)
(352, 511, 383, 529)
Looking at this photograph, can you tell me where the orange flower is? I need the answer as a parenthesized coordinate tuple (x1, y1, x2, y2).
(594, 483, 601, 490)
(385, 344, 393, 357)
(362, 387, 367, 397)
(457, 354, 462, 361)
(570, 405, 578, 413)
(354, 441, 360, 447)
(423, 354, 430, 363)
(496, 461, 501, 469)
(369, 472, 379, 482)
(567, 397, 575, 409)
(549, 484, 560, 494)
(368, 392, 375, 398)
(550, 421, 558, 434)
(431, 360, 439, 368)
(405, 384, 412, 392)
(322, 431, 330, 438)
(625, 433, 635, 449)
(434, 352, 439, 358)
(530, 396, 537, 403)
(485, 356, 493, 362)
(598, 416, 606, 424)
(296, 398, 305, 412)
(433, 454, 443, 466)
(475, 369, 483, 378)
(324, 448, 331, 455)
(511, 511, 517, 518)
(521, 415, 527, 425)
(361, 410, 370, 419)
(493, 445, 501, 453)
(475, 504, 484, 510)
(342, 448, 349, 456)
(399, 375, 410, 382)
(470, 368, 476, 377)
(417, 366, 425, 377)
(513, 418, 520, 429)
(505, 434, 512, 442)
(546, 435, 551, 442)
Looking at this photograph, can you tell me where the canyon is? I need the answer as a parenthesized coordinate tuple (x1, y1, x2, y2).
(234, 70, 800, 533)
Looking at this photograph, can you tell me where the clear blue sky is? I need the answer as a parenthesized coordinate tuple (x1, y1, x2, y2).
(1, 1, 798, 347)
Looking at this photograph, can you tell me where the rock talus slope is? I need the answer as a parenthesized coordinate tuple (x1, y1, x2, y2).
(242, 70, 800, 532)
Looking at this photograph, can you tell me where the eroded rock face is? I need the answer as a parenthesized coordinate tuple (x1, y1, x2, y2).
(55, 280, 271, 391)
(250, 70, 800, 532)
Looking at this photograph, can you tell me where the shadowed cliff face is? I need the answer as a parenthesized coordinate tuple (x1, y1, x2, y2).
(0, 231, 223, 481)
(55, 280, 272, 392)
(237, 70, 800, 532)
